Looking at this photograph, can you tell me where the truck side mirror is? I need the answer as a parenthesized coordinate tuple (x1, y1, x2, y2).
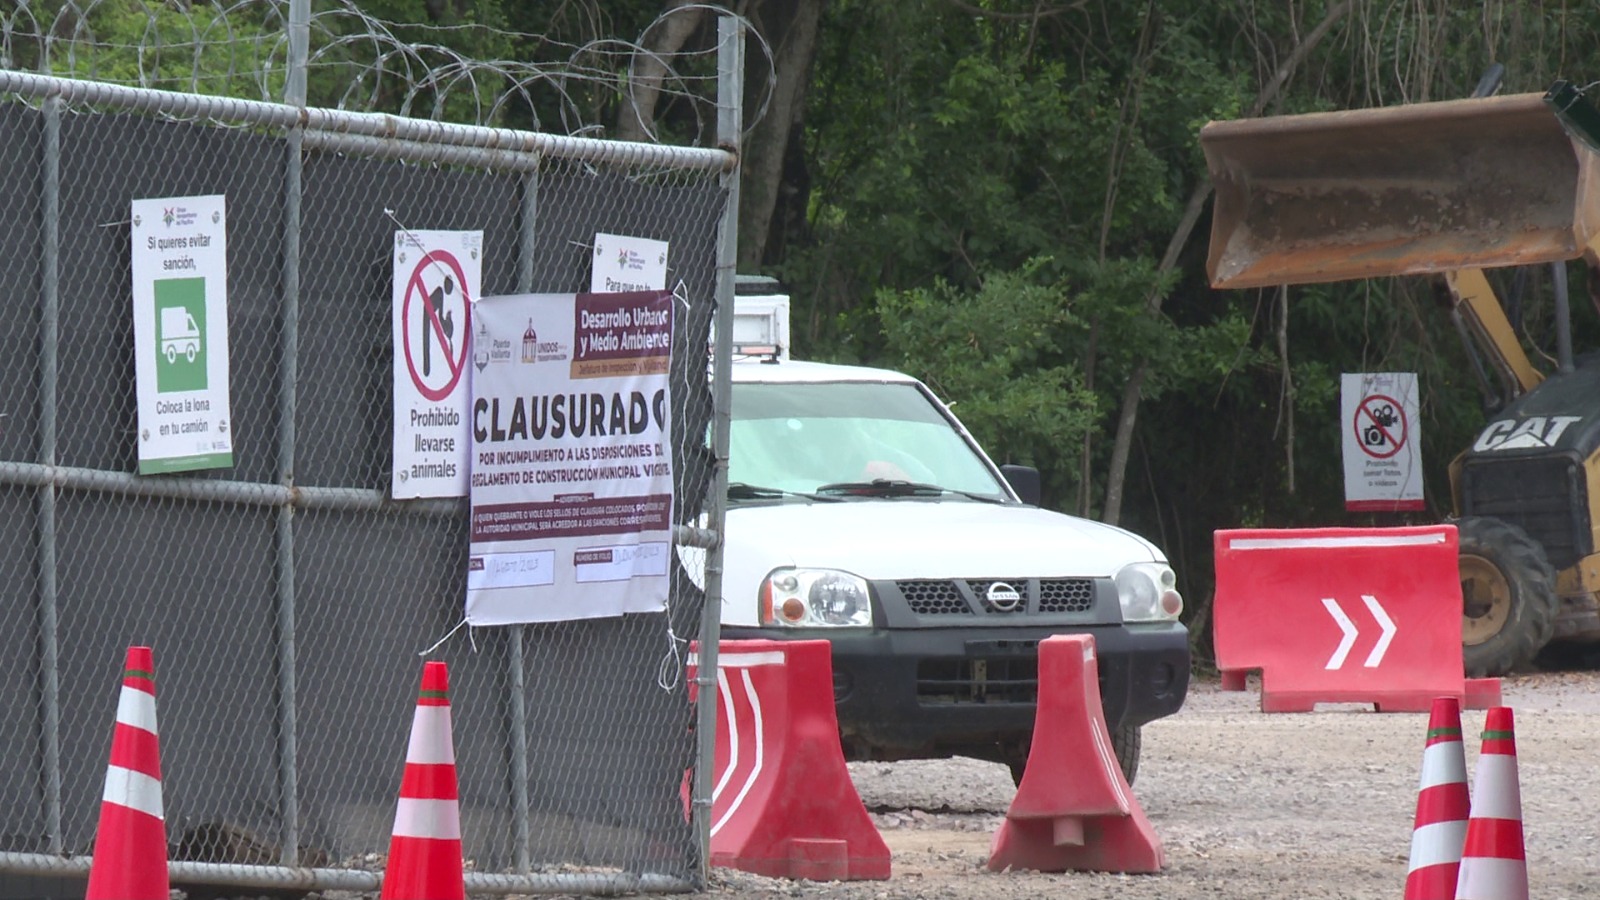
(1000, 465, 1041, 506)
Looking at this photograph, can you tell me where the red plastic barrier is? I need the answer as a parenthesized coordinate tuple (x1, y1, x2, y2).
(987, 635, 1163, 874)
(1213, 525, 1496, 712)
(688, 640, 890, 881)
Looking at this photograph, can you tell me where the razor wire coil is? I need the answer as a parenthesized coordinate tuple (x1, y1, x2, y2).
(1, 0, 774, 139)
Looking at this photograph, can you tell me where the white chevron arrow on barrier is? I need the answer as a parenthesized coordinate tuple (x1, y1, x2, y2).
(1320, 594, 1397, 670)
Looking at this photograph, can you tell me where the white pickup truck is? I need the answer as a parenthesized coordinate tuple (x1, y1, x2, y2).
(710, 279, 1190, 782)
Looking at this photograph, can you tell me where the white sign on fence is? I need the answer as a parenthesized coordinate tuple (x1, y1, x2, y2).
(466, 290, 676, 624)
(130, 194, 234, 474)
(591, 232, 669, 293)
(391, 230, 482, 498)
(1341, 372, 1424, 512)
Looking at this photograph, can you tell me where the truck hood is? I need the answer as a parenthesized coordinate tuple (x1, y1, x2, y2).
(718, 498, 1162, 582)
(698, 500, 1166, 626)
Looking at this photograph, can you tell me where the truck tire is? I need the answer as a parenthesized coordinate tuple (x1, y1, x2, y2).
(1005, 723, 1140, 786)
(1111, 723, 1140, 785)
(1457, 515, 1558, 677)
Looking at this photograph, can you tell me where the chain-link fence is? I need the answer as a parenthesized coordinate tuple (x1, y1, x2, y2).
(0, 29, 737, 893)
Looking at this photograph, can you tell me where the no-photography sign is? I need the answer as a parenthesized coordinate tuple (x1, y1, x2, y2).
(1341, 373, 1423, 512)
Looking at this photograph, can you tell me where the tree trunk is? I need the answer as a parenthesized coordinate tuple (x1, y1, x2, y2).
(1099, 0, 1352, 526)
(1100, 187, 1207, 526)
(615, 1, 707, 144)
(737, 0, 825, 271)
(1276, 283, 1295, 494)
(613, 1, 823, 272)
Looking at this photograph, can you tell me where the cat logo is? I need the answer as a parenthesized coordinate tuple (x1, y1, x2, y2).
(1472, 415, 1582, 452)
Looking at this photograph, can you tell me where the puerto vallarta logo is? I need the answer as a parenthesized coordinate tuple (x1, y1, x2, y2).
(521, 320, 538, 363)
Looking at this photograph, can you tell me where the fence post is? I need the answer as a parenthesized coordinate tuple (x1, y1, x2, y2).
(286, 0, 309, 109)
(275, 0, 312, 865)
(693, 10, 744, 887)
(506, 170, 540, 874)
(36, 94, 64, 857)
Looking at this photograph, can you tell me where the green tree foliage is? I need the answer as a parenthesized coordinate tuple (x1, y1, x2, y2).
(785, 1, 1245, 508)
(20, 0, 1600, 661)
(875, 266, 1100, 492)
(6, 0, 685, 130)
(774, 0, 1600, 657)
(15, 0, 285, 92)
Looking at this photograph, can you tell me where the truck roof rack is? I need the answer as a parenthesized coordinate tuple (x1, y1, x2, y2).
(735, 273, 786, 295)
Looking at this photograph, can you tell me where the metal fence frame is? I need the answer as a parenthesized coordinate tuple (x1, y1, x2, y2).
(0, 11, 742, 895)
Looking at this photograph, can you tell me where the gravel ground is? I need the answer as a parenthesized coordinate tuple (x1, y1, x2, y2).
(167, 670, 1600, 900)
(699, 671, 1600, 900)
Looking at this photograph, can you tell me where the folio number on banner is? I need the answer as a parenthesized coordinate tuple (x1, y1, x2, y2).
(1353, 393, 1406, 460)
(401, 249, 473, 402)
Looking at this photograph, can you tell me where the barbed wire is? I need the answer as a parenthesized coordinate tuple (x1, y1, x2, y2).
(0, 0, 774, 140)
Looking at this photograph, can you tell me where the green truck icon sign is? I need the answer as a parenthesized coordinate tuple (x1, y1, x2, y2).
(160, 306, 201, 364)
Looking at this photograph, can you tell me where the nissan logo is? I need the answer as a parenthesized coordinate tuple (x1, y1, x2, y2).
(986, 582, 1023, 612)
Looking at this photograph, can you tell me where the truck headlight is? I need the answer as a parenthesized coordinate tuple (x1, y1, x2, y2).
(760, 568, 873, 627)
(1114, 562, 1183, 622)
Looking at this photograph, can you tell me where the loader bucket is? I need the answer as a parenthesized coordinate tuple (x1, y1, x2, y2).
(1202, 92, 1600, 289)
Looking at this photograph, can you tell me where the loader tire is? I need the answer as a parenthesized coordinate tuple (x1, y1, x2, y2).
(1457, 516, 1558, 677)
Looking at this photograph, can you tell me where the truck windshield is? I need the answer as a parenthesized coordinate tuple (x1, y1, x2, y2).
(728, 381, 1008, 498)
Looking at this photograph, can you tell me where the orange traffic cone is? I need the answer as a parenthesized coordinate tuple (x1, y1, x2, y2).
(1405, 697, 1470, 899)
(85, 646, 169, 900)
(1454, 706, 1527, 900)
(380, 660, 466, 900)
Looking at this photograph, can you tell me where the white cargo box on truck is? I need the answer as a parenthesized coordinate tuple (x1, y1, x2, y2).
(727, 274, 791, 359)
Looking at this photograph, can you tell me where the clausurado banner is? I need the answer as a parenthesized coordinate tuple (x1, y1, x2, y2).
(465, 290, 675, 624)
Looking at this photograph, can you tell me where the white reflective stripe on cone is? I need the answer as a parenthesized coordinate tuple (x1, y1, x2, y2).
(405, 708, 455, 765)
(392, 797, 462, 840)
(1456, 857, 1528, 900)
(1468, 755, 1522, 819)
(116, 686, 159, 736)
(1418, 742, 1467, 788)
(103, 766, 164, 820)
(1407, 819, 1467, 870)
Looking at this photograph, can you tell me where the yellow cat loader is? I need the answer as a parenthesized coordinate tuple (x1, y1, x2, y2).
(1200, 78, 1600, 676)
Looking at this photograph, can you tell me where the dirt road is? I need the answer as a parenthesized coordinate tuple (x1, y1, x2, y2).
(704, 672, 1600, 900)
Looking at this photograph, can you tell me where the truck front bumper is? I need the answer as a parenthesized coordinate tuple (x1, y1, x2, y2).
(718, 622, 1189, 758)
